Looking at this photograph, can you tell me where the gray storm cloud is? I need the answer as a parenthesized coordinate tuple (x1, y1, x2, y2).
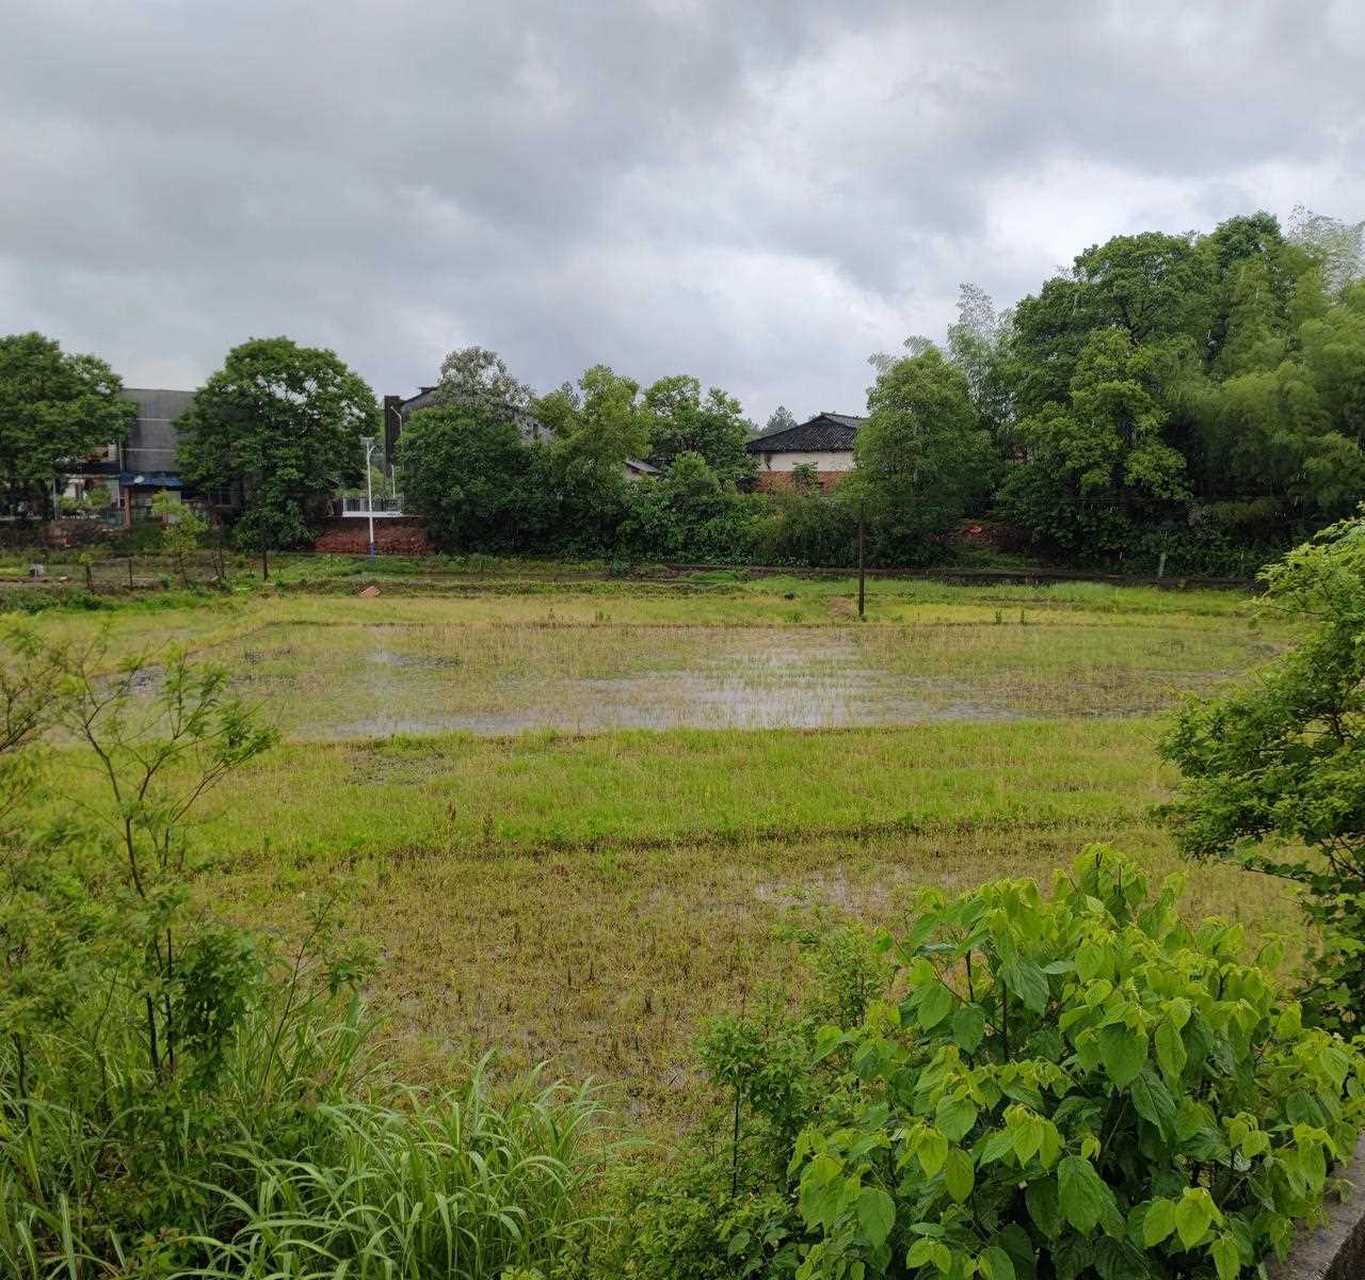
(2, 0, 1362, 422)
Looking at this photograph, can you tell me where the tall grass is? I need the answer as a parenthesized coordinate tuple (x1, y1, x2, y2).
(189, 1072, 603, 1279)
(0, 981, 605, 1280)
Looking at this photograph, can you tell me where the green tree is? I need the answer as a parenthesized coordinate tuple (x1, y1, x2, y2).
(1300, 282, 1365, 447)
(0, 332, 137, 517)
(398, 403, 537, 551)
(1010, 232, 1212, 415)
(1194, 359, 1365, 521)
(643, 375, 754, 483)
(1161, 512, 1365, 1033)
(1200, 212, 1301, 374)
(945, 283, 1014, 451)
(534, 365, 651, 549)
(619, 452, 738, 562)
(433, 345, 534, 420)
(152, 491, 208, 588)
(765, 405, 797, 435)
(1002, 328, 1189, 553)
(177, 337, 377, 550)
(854, 347, 990, 562)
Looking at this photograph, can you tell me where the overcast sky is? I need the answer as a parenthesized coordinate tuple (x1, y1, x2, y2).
(2, 1, 1363, 425)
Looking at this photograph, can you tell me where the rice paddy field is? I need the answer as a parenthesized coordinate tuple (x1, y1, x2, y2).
(32, 569, 1305, 1134)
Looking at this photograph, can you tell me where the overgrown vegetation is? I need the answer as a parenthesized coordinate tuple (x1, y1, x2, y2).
(0, 632, 605, 1278)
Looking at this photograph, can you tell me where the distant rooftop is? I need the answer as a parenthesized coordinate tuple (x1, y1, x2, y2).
(745, 411, 866, 454)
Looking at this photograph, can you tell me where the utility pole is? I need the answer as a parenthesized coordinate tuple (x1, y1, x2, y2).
(362, 436, 378, 559)
(857, 498, 866, 620)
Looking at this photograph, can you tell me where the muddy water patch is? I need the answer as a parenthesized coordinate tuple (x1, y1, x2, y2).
(318, 628, 1025, 739)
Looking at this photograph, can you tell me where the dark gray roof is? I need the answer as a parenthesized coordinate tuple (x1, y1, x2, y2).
(745, 412, 866, 454)
(396, 386, 442, 415)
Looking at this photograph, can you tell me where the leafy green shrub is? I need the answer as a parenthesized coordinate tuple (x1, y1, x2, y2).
(626, 848, 1365, 1280)
(791, 848, 1364, 1279)
(621, 1160, 800, 1280)
(755, 490, 858, 568)
(1162, 511, 1365, 1035)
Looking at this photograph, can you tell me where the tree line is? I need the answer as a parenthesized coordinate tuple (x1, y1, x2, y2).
(3, 205, 1361, 570)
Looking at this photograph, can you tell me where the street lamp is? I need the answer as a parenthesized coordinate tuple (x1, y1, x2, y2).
(361, 435, 377, 558)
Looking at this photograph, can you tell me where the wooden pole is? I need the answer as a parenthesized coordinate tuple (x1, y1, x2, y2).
(261, 543, 269, 581)
(857, 500, 866, 620)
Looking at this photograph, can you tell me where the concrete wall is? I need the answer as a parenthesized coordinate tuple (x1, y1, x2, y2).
(754, 450, 855, 473)
(1271, 1135, 1365, 1279)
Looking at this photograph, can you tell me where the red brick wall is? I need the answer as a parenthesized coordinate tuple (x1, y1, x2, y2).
(754, 471, 847, 493)
(313, 518, 433, 555)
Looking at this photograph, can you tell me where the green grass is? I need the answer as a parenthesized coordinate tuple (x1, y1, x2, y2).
(33, 575, 1305, 1133)
(150, 720, 1164, 860)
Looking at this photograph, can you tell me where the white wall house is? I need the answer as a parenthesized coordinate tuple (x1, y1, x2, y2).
(745, 413, 865, 490)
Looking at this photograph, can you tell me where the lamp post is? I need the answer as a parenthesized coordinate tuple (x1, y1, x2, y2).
(361, 436, 377, 558)
(857, 497, 866, 619)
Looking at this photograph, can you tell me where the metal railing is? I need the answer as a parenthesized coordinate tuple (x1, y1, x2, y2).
(340, 495, 405, 516)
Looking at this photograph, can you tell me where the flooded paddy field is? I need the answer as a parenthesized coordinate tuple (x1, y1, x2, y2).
(36, 574, 1300, 1129)
(213, 614, 1283, 739)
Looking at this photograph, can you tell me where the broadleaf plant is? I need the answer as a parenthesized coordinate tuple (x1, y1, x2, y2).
(784, 847, 1364, 1280)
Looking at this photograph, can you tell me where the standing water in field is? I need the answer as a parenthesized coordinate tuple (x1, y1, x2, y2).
(213, 617, 1258, 740)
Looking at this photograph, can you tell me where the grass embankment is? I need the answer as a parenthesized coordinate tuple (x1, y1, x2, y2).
(38, 576, 1300, 1132)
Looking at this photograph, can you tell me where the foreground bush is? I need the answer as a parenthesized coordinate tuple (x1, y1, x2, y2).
(625, 848, 1365, 1279)
(1162, 509, 1365, 1035)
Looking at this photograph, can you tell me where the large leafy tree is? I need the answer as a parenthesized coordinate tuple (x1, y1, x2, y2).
(1010, 232, 1211, 416)
(536, 364, 652, 473)
(1002, 328, 1189, 553)
(642, 375, 754, 483)
(178, 337, 377, 549)
(0, 332, 137, 516)
(534, 365, 653, 549)
(398, 404, 537, 551)
(1161, 512, 1365, 1033)
(853, 346, 991, 562)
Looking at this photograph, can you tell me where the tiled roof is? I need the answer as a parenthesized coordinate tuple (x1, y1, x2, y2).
(746, 412, 866, 454)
